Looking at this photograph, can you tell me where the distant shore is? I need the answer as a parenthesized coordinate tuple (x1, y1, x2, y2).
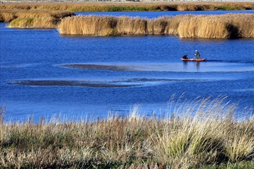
(1, 2, 254, 39)
(1, 0, 254, 2)
(1, 2, 254, 12)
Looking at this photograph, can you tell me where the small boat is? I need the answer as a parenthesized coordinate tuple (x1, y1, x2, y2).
(181, 58, 206, 62)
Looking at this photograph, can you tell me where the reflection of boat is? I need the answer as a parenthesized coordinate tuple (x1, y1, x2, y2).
(181, 58, 206, 62)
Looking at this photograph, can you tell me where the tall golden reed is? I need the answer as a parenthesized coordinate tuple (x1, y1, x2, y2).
(58, 15, 176, 36)
(178, 14, 254, 39)
(116, 16, 147, 35)
(58, 15, 117, 36)
(58, 14, 254, 39)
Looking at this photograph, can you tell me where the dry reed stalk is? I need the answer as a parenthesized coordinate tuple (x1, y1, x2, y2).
(147, 16, 170, 35)
(116, 16, 147, 35)
(224, 14, 254, 38)
(178, 15, 231, 39)
(59, 15, 117, 36)
(165, 15, 192, 36)
(178, 14, 254, 39)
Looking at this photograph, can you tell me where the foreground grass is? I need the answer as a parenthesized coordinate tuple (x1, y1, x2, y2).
(0, 2, 254, 12)
(0, 98, 253, 168)
(59, 14, 254, 39)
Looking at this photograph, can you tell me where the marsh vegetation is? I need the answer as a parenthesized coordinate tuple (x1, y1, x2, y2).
(0, 98, 253, 168)
(1, 2, 254, 12)
(59, 14, 254, 39)
(1, 2, 253, 38)
(0, 9, 74, 28)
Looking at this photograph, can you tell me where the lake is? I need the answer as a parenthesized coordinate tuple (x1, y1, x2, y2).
(1, 10, 254, 122)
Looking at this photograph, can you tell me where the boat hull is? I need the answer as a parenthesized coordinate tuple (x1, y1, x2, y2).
(181, 58, 206, 62)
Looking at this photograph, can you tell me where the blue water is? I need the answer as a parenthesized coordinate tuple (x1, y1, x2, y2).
(0, 11, 254, 122)
(76, 10, 254, 18)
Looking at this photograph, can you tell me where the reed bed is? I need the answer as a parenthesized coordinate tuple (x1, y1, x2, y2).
(0, 98, 253, 168)
(177, 14, 254, 39)
(8, 17, 59, 29)
(0, 9, 74, 28)
(0, 9, 74, 22)
(59, 14, 254, 39)
(0, 2, 254, 12)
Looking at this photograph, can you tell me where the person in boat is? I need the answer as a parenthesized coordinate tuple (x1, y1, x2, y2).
(182, 54, 188, 59)
(195, 50, 200, 59)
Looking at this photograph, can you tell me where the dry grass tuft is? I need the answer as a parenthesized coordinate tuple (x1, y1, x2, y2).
(0, 98, 253, 168)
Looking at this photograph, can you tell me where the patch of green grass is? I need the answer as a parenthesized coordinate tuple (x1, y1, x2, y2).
(215, 5, 243, 11)
(202, 161, 254, 169)
(9, 17, 34, 27)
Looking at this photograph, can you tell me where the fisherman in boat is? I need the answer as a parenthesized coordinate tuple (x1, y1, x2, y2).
(182, 54, 188, 59)
(195, 50, 200, 59)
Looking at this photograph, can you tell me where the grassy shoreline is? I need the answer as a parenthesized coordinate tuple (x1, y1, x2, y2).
(0, 9, 75, 28)
(58, 14, 254, 39)
(0, 98, 254, 168)
(1, 2, 254, 12)
(1, 2, 254, 39)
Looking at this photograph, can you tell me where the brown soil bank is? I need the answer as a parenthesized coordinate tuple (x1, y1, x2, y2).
(59, 14, 254, 39)
(0, 2, 254, 12)
(0, 9, 74, 28)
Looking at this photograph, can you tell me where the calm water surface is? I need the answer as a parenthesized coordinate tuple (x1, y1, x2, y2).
(0, 11, 254, 121)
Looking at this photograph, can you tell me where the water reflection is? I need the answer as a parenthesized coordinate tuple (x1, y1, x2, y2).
(182, 61, 200, 72)
(196, 62, 200, 71)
